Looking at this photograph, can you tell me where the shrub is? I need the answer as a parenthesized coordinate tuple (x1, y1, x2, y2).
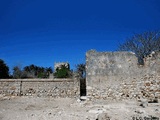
(54, 65, 71, 78)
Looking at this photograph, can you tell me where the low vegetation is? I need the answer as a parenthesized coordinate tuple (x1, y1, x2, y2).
(54, 64, 72, 78)
(12, 64, 53, 79)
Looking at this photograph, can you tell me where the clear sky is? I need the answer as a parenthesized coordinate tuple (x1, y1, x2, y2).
(0, 0, 160, 73)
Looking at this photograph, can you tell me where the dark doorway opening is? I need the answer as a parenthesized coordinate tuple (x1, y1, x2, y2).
(80, 78, 86, 96)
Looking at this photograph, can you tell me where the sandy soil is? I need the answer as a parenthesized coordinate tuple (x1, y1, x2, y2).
(0, 96, 160, 120)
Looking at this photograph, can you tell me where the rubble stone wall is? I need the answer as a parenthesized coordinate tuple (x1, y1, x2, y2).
(0, 79, 80, 98)
(86, 50, 160, 100)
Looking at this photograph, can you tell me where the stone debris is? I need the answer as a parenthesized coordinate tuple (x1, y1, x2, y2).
(80, 96, 89, 101)
(0, 96, 160, 120)
(88, 108, 106, 114)
(139, 99, 148, 108)
(97, 113, 110, 120)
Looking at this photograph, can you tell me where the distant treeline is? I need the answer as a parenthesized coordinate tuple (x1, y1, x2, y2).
(0, 59, 86, 79)
(12, 64, 53, 79)
(0, 60, 53, 79)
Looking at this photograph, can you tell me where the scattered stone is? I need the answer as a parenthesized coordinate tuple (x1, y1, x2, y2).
(80, 96, 88, 101)
(135, 110, 144, 114)
(48, 113, 52, 115)
(148, 97, 158, 103)
(144, 115, 159, 120)
(86, 116, 90, 120)
(88, 108, 106, 114)
(97, 113, 110, 120)
(139, 99, 148, 108)
(0, 96, 160, 120)
(77, 99, 81, 103)
(58, 111, 62, 115)
(155, 109, 158, 112)
(0, 94, 4, 98)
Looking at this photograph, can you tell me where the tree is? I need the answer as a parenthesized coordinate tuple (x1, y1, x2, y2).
(46, 67, 53, 74)
(118, 31, 160, 65)
(13, 66, 23, 79)
(23, 65, 53, 78)
(54, 65, 71, 78)
(76, 63, 86, 79)
(0, 59, 9, 79)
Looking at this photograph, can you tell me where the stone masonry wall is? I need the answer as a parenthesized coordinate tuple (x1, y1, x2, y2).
(86, 50, 160, 100)
(0, 79, 79, 98)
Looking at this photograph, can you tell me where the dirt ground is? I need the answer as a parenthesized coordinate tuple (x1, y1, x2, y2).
(0, 96, 160, 120)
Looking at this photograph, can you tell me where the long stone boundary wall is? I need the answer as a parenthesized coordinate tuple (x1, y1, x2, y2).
(86, 50, 160, 100)
(0, 79, 80, 98)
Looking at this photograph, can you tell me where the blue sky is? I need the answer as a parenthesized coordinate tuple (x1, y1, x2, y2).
(0, 0, 160, 73)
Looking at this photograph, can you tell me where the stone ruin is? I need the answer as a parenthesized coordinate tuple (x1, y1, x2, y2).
(0, 50, 160, 101)
(86, 50, 160, 101)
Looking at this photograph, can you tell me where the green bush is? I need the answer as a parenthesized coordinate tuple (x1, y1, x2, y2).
(54, 65, 71, 78)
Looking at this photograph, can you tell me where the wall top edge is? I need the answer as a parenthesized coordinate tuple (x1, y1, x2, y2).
(86, 49, 136, 55)
(0, 79, 74, 82)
